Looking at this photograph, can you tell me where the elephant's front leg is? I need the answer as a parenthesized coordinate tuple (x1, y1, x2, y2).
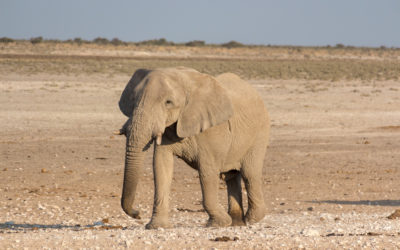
(199, 168, 232, 227)
(145, 145, 174, 229)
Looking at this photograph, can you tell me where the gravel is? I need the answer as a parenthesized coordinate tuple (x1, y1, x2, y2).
(1, 211, 400, 249)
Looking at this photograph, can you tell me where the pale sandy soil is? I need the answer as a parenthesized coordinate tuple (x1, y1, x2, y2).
(1, 49, 400, 248)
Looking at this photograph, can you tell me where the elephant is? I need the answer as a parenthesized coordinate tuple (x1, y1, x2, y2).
(117, 66, 270, 229)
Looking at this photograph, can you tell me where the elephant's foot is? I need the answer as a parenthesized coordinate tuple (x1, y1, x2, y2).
(206, 213, 232, 227)
(145, 218, 171, 230)
(123, 208, 141, 219)
(229, 210, 246, 226)
(245, 207, 265, 224)
(230, 216, 246, 226)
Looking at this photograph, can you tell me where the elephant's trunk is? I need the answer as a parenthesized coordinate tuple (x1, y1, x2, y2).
(120, 107, 161, 218)
(121, 143, 145, 219)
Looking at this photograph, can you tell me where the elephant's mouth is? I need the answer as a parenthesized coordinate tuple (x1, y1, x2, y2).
(141, 134, 161, 151)
(140, 133, 164, 151)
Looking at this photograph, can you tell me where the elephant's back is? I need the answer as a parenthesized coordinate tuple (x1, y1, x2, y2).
(216, 72, 269, 133)
(216, 73, 268, 120)
(216, 73, 262, 101)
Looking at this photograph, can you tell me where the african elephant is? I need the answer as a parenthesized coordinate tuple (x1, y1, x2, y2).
(117, 67, 269, 229)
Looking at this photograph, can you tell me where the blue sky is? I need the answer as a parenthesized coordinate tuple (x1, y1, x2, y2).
(1, 0, 399, 47)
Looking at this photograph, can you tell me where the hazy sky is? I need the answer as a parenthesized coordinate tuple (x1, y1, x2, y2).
(1, 0, 399, 47)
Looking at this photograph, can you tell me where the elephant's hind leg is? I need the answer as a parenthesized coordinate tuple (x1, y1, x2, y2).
(241, 138, 268, 224)
(241, 167, 265, 223)
(226, 172, 246, 226)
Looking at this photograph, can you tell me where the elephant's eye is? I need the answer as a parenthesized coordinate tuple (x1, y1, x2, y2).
(165, 100, 173, 107)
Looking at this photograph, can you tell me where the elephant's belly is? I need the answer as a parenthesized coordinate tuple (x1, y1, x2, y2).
(176, 154, 199, 170)
(220, 162, 241, 173)
(219, 169, 240, 181)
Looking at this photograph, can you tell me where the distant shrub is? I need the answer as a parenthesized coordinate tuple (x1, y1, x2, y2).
(73, 37, 84, 45)
(137, 38, 175, 46)
(185, 40, 205, 47)
(0, 37, 14, 43)
(221, 40, 244, 48)
(295, 47, 302, 52)
(46, 39, 62, 43)
(111, 38, 126, 46)
(30, 36, 43, 44)
(335, 43, 345, 49)
(93, 37, 109, 45)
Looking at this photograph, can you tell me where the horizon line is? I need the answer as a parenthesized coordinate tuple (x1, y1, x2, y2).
(1, 36, 399, 49)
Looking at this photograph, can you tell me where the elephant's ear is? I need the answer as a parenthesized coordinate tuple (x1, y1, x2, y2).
(176, 74, 233, 138)
(119, 69, 150, 117)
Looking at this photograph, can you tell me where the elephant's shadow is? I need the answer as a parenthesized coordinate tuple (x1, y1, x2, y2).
(309, 199, 400, 206)
(0, 221, 127, 231)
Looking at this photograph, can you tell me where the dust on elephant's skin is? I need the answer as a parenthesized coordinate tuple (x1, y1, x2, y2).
(118, 67, 270, 229)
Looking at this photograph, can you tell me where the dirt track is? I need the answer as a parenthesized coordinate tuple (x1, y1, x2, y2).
(1, 49, 400, 248)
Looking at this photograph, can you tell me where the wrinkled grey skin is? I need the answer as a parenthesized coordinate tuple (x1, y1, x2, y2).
(118, 67, 269, 229)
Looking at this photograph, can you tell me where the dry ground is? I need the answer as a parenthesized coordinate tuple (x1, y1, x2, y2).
(1, 43, 400, 249)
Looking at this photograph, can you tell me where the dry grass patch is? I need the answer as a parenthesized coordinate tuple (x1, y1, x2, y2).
(1, 54, 399, 81)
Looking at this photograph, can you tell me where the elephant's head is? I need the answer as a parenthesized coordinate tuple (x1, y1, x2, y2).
(118, 67, 233, 218)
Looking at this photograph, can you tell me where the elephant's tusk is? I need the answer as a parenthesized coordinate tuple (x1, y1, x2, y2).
(156, 133, 162, 145)
(113, 129, 124, 135)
